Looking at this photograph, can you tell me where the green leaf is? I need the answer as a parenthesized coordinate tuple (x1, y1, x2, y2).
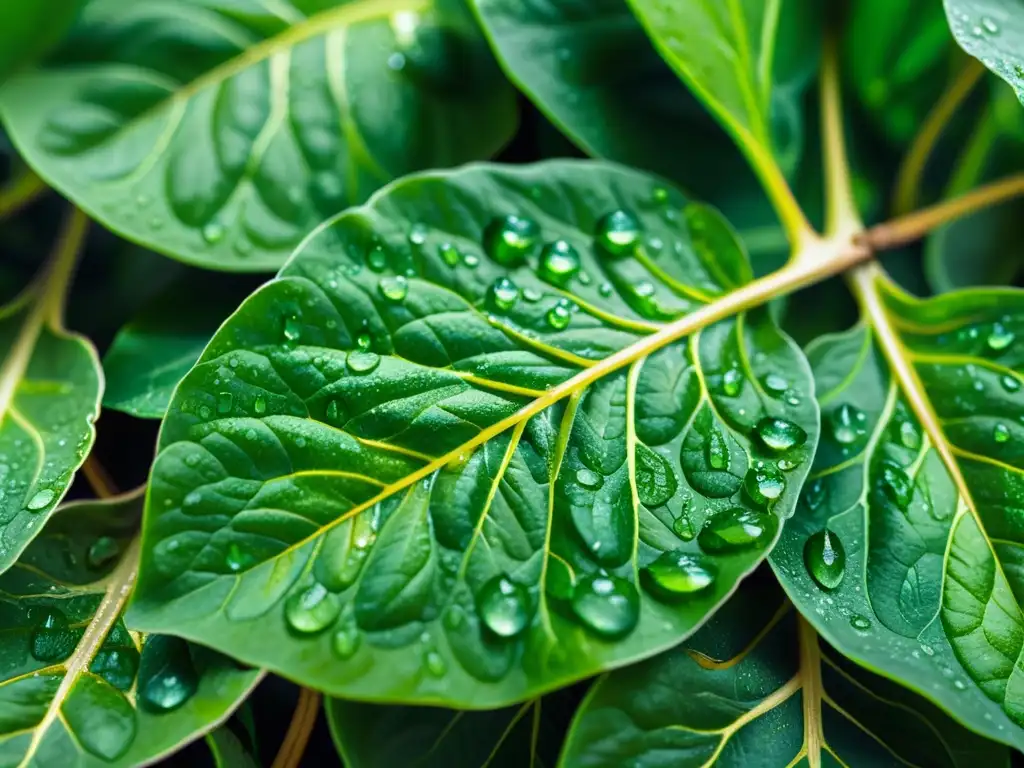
(128, 160, 819, 706)
(206, 726, 259, 768)
(0, 212, 102, 573)
(0, 0, 517, 273)
(944, 0, 1024, 104)
(103, 272, 265, 419)
(771, 269, 1024, 749)
(0, 491, 262, 766)
(0, 1, 81, 83)
(844, 0, 958, 144)
(327, 694, 569, 767)
(560, 575, 1009, 766)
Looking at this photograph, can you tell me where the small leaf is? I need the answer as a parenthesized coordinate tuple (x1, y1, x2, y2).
(0, 0, 517, 271)
(772, 272, 1024, 748)
(0, 491, 262, 765)
(128, 160, 818, 707)
(560, 575, 1009, 766)
(944, 0, 1024, 105)
(0, 211, 102, 573)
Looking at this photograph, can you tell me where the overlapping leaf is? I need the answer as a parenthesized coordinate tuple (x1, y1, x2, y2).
(560, 576, 1008, 766)
(128, 160, 819, 706)
(0, 213, 102, 573)
(944, 0, 1024, 104)
(772, 271, 1024, 748)
(0, 492, 262, 766)
(0, 0, 517, 272)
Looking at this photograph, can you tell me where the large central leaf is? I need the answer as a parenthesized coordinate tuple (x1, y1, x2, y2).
(128, 160, 819, 706)
(0, 0, 517, 271)
(772, 265, 1024, 748)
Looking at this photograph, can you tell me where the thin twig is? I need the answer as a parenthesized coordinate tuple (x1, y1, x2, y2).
(271, 688, 321, 768)
(861, 173, 1024, 250)
(82, 455, 118, 499)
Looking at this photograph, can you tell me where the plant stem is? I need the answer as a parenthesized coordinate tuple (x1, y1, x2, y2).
(82, 455, 118, 498)
(797, 615, 824, 767)
(0, 166, 46, 220)
(819, 36, 863, 240)
(748, 141, 818, 254)
(272, 687, 322, 768)
(861, 173, 1024, 250)
(893, 59, 985, 215)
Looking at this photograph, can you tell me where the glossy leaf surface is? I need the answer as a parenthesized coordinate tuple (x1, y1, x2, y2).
(772, 275, 1024, 748)
(944, 0, 1024, 103)
(560, 577, 1008, 766)
(129, 161, 818, 706)
(0, 215, 102, 573)
(0, 0, 517, 272)
(0, 492, 262, 766)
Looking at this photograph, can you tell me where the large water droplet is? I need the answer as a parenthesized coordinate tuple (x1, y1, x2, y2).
(378, 275, 408, 303)
(285, 582, 342, 635)
(878, 460, 913, 510)
(754, 417, 807, 453)
(488, 277, 520, 312)
(635, 445, 677, 506)
(994, 423, 1010, 443)
(720, 368, 742, 397)
(850, 614, 871, 631)
(438, 242, 460, 267)
(546, 298, 573, 330)
(366, 246, 388, 272)
(642, 551, 717, 598)
(830, 403, 867, 446)
(698, 507, 775, 553)
(216, 391, 233, 414)
(672, 494, 696, 540)
(26, 488, 54, 511)
(346, 350, 380, 374)
(594, 210, 640, 256)
(575, 467, 603, 489)
(138, 636, 199, 713)
(87, 536, 121, 570)
(538, 240, 580, 285)
(332, 624, 361, 659)
(705, 426, 729, 470)
(483, 215, 540, 266)
(254, 396, 267, 415)
(477, 575, 531, 638)
(91, 645, 139, 691)
(1002, 375, 1021, 393)
(898, 420, 921, 450)
(30, 608, 77, 661)
(987, 323, 1014, 351)
(744, 463, 786, 507)
(283, 316, 302, 342)
(570, 574, 639, 639)
(201, 221, 225, 244)
(761, 373, 789, 397)
(803, 529, 846, 590)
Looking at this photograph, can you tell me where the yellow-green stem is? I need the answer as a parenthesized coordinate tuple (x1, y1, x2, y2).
(272, 687, 322, 768)
(0, 166, 46, 221)
(819, 36, 863, 240)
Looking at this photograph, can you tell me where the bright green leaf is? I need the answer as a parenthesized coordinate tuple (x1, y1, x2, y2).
(944, 0, 1024, 104)
(0, 1, 82, 83)
(560, 575, 1009, 766)
(0, 211, 101, 573)
(128, 160, 818, 707)
(0, 491, 262, 766)
(0, 0, 517, 272)
(772, 270, 1024, 749)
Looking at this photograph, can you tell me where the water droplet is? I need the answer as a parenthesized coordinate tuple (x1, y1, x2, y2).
(642, 551, 717, 598)
(347, 350, 380, 374)
(483, 215, 540, 265)
(138, 636, 199, 713)
(366, 246, 388, 272)
(705, 426, 730, 471)
(761, 373, 789, 397)
(575, 468, 603, 489)
(1002, 375, 1021, 392)
(803, 530, 846, 590)
(570, 574, 639, 639)
(744, 463, 786, 506)
(26, 488, 54, 511)
(754, 417, 807, 453)
(898, 420, 921, 450)
(424, 649, 447, 677)
(378, 275, 408, 302)
(546, 299, 573, 330)
(488, 277, 520, 312)
(721, 368, 743, 396)
(87, 536, 121, 570)
(830, 403, 867, 446)
(672, 514, 696, 541)
(438, 242, 459, 267)
(216, 392, 233, 414)
(201, 221, 225, 244)
(635, 445, 677, 506)
(954, 679, 968, 690)
(598, 281, 613, 298)
(356, 332, 372, 351)
(477, 575, 531, 638)
(91, 645, 139, 691)
(878, 460, 913, 510)
(407, 223, 428, 246)
(921, 643, 935, 656)
(594, 209, 641, 256)
(463, 253, 480, 269)
(254, 396, 267, 415)
(30, 609, 77, 661)
(698, 507, 776, 553)
(283, 316, 302, 342)
(651, 187, 669, 205)
(982, 16, 1000, 34)
(332, 624, 361, 659)
(387, 51, 406, 71)
(850, 614, 871, 631)
(994, 423, 1010, 443)
(988, 323, 1014, 351)
(285, 582, 342, 635)
(538, 240, 580, 285)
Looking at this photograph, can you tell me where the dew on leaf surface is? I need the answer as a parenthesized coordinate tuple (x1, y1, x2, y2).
(138, 636, 199, 713)
(642, 551, 717, 598)
(538, 240, 580, 285)
(570, 574, 639, 639)
(697, 507, 775, 553)
(803, 529, 846, 590)
(594, 209, 641, 256)
(477, 575, 531, 638)
(483, 214, 540, 266)
(284, 582, 342, 635)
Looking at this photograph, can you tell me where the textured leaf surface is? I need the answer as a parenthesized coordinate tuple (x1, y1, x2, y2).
(0, 492, 262, 767)
(944, 0, 1024, 104)
(0, 0, 517, 272)
(128, 160, 819, 706)
(103, 273, 264, 419)
(772, 273, 1024, 748)
(0, 214, 102, 573)
(560, 576, 1009, 767)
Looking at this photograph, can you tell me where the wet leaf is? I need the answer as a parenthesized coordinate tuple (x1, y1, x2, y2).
(944, 0, 1024, 105)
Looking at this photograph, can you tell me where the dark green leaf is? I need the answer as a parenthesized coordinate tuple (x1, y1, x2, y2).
(944, 0, 1024, 104)
(0, 0, 517, 272)
(206, 726, 259, 768)
(772, 272, 1024, 748)
(560, 576, 1009, 766)
(128, 160, 818, 706)
(0, 1, 81, 83)
(0, 491, 262, 766)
